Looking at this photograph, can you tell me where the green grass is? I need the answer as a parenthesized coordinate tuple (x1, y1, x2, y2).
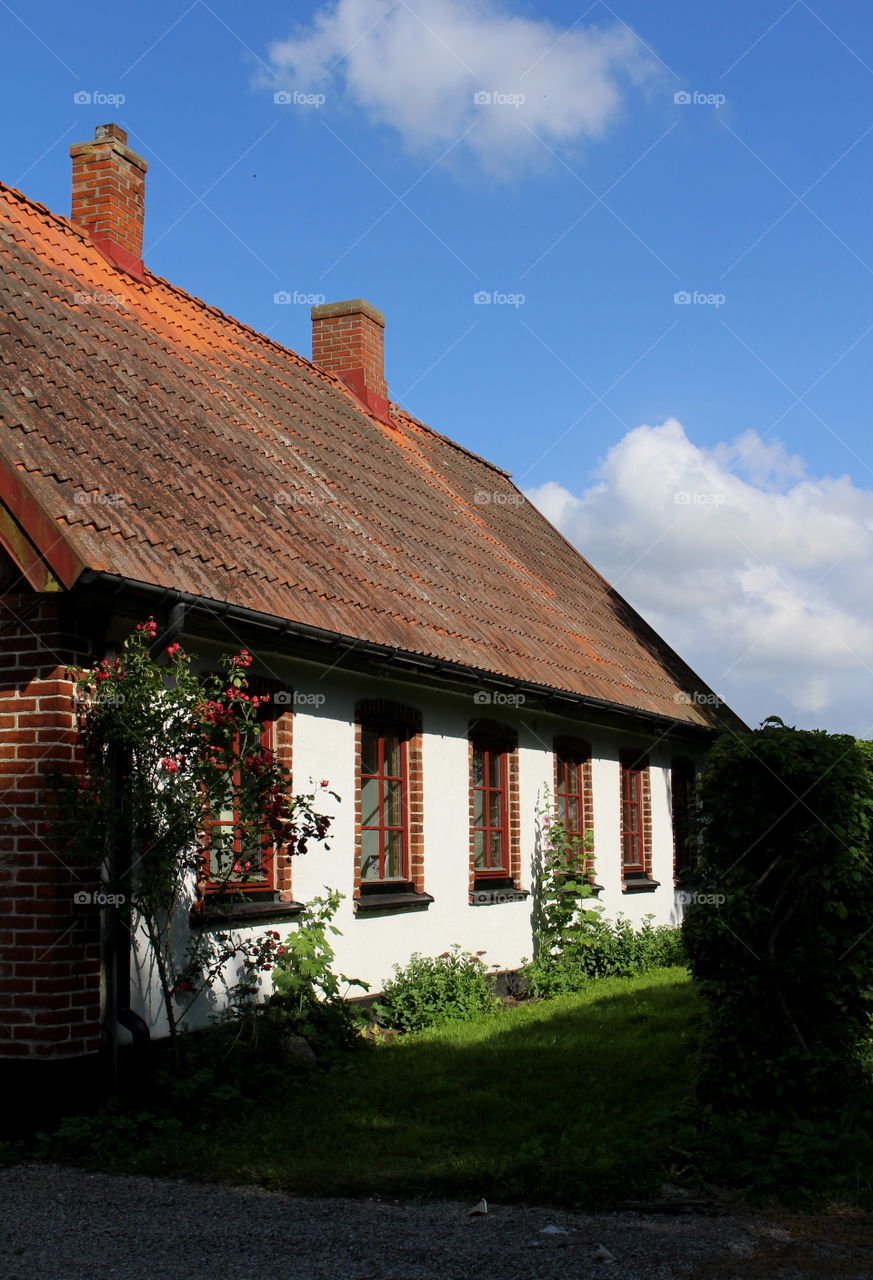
(74, 967, 700, 1208)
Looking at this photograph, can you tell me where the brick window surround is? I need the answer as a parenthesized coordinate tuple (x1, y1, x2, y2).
(671, 756, 697, 878)
(468, 719, 521, 895)
(619, 749, 654, 884)
(353, 700, 424, 899)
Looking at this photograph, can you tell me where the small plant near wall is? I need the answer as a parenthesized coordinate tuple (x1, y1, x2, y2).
(50, 619, 337, 1062)
(376, 945, 500, 1033)
(525, 790, 684, 997)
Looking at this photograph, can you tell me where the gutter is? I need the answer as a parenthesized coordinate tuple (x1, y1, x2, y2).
(78, 569, 734, 741)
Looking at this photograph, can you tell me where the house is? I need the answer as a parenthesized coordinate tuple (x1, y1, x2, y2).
(0, 124, 743, 1081)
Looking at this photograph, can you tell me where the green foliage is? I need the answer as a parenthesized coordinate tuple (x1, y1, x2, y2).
(683, 721, 873, 1113)
(526, 790, 684, 997)
(376, 945, 500, 1032)
(48, 620, 336, 1056)
(525, 913, 685, 997)
(269, 889, 369, 1054)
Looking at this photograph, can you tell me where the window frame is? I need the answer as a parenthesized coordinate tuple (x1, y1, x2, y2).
(619, 750, 649, 877)
(671, 756, 697, 878)
(358, 720, 411, 885)
(202, 704, 278, 899)
(470, 736, 510, 880)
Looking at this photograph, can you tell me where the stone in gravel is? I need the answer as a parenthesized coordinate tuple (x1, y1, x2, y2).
(592, 1243, 616, 1262)
(467, 1199, 488, 1215)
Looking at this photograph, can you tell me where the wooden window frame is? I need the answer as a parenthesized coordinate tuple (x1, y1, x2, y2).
(671, 756, 697, 878)
(353, 700, 425, 903)
(468, 719, 521, 896)
(359, 722, 410, 884)
(471, 739, 510, 879)
(619, 749, 652, 879)
(553, 736, 595, 877)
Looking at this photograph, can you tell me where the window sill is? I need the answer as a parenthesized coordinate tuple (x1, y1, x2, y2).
(470, 886, 530, 906)
(191, 899, 305, 928)
(354, 891, 434, 914)
(622, 876, 660, 894)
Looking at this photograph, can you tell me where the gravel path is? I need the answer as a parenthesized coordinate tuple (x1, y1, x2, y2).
(2, 1164, 872, 1280)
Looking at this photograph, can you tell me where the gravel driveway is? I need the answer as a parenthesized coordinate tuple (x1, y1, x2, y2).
(2, 1164, 872, 1279)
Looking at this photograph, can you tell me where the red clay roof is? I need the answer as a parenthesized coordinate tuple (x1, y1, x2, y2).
(0, 181, 735, 731)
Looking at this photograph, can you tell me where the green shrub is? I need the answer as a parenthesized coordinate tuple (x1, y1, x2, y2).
(376, 945, 500, 1032)
(524, 914, 685, 996)
(683, 721, 873, 1114)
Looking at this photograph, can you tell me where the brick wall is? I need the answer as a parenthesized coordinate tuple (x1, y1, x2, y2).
(0, 594, 100, 1060)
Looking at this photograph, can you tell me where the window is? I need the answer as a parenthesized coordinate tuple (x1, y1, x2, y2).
(553, 737, 594, 873)
(671, 757, 697, 876)
(354, 701, 427, 908)
(360, 723, 408, 883)
(468, 720, 523, 901)
(620, 750, 650, 878)
(472, 739, 509, 877)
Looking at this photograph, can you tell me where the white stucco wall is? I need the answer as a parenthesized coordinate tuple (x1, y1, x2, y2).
(127, 650, 706, 1035)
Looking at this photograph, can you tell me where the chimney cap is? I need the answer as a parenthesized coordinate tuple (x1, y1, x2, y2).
(311, 298, 385, 327)
(95, 122, 128, 144)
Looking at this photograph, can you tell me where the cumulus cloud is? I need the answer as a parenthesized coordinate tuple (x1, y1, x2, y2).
(265, 0, 654, 171)
(526, 420, 873, 735)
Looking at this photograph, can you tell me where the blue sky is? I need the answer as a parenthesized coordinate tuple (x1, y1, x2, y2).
(1, 0, 872, 734)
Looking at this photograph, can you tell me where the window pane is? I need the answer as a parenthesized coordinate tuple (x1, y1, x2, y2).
(385, 778, 403, 827)
(361, 726, 379, 776)
(473, 786, 485, 828)
(625, 770, 639, 802)
(566, 796, 579, 832)
(489, 790, 503, 827)
(472, 747, 485, 788)
(487, 750, 502, 788)
(384, 830, 404, 879)
(489, 830, 505, 866)
(361, 776, 381, 830)
(383, 734, 402, 778)
(360, 828, 380, 880)
(473, 828, 486, 868)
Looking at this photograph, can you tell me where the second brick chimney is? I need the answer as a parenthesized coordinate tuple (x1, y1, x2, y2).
(311, 299, 392, 423)
(69, 123, 147, 280)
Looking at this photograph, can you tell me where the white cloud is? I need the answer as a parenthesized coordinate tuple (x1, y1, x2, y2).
(265, 0, 654, 171)
(526, 419, 873, 736)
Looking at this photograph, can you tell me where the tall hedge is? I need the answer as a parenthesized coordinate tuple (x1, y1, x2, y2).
(683, 723, 873, 1113)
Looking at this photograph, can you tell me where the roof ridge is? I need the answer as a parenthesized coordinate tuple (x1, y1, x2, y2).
(0, 179, 509, 480)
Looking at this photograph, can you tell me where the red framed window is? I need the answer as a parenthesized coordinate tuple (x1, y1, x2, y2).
(556, 750, 584, 842)
(204, 714, 276, 896)
(620, 752, 648, 875)
(671, 757, 697, 875)
(471, 739, 509, 877)
(359, 723, 409, 883)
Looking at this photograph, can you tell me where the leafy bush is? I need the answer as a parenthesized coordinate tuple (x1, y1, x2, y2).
(524, 914, 685, 997)
(376, 946, 500, 1032)
(683, 721, 873, 1114)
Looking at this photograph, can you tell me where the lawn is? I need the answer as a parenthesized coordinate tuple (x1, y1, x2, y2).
(81, 967, 701, 1208)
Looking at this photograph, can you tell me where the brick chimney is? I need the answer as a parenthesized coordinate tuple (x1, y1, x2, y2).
(311, 299, 392, 423)
(69, 123, 147, 280)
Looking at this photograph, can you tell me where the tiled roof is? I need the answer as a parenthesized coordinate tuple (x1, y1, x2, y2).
(0, 181, 736, 731)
